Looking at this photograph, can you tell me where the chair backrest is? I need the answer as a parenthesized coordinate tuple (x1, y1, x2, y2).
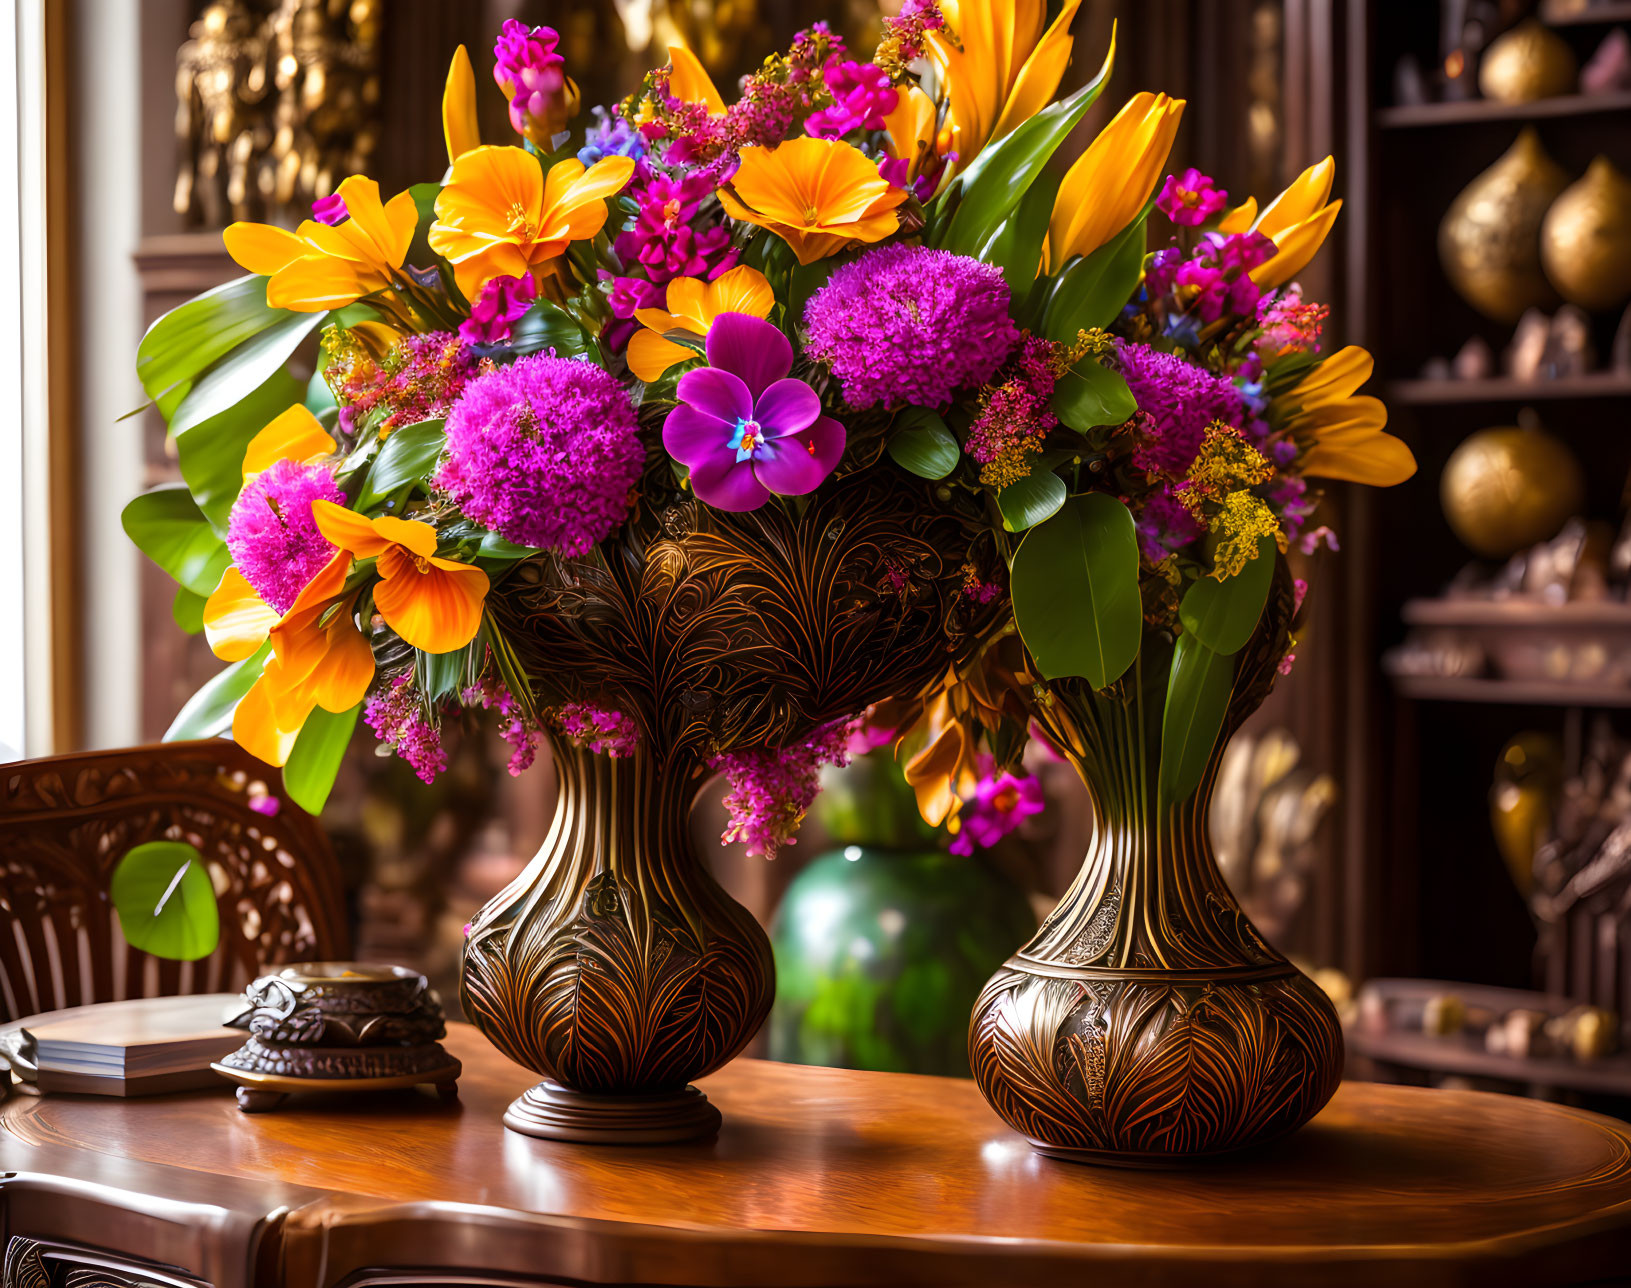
(0, 740, 350, 1020)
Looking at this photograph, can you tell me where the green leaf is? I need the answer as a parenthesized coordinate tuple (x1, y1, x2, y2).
(886, 408, 960, 479)
(174, 370, 304, 533)
(1179, 538, 1276, 656)
(417, 643, 474, 702)
(787, 255, 839, 327)
(937, 42, 1115, 258)
(281, 701, 361, 815)
(164, 643, 272, 741)
(356, 419, 446, 510)
(507, 301, 590, 359)
(166, 310, 323, 440)
(1160, 632, 1237, 805)
(1011, 492, 1142, 686)
(1051, 358, 1137, 432)
(476, 529, 540, 560)
(172, 586, 207, 635)
(1040, 205, 1152, 343)
(137, 276, 302, 419)
(978, 171, 1059, 300)
(110, 841, 221, 961)
(122, 485, 231, 597)
(997, 469, 1067, 533)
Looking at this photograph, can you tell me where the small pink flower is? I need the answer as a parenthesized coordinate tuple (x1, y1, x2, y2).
(1158, 168, 1227, 227)
(460, 273, 538, 344)
(248, 794, 281, 817)
(310, 193, 348, 226)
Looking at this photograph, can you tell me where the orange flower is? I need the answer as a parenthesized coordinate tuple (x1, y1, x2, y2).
(241, 404, 336, 478)
(1286, 346, 1416, 487)
(223, 175, 418, 312)
(626, 266, 775, 382)
(311, 502, 489, 655)
(667, 44, 726, 115)
(428, 146, 635, 303)
(1219, 158, 1342, 290)
(882, 85, 946, 201)
(717, 138, 907, 266)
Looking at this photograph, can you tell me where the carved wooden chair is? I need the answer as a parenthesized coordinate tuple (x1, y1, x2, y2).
(0, 740, 350, 1021)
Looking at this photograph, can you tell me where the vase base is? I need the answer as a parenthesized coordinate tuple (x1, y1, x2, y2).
(503, 1080, 722, 1145)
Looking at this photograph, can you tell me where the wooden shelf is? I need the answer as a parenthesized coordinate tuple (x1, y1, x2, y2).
(1377, 90, 1631, 128)
(1350, 1025, 1631, 1097)
(1388, 373, 1631, 405)
(1541, 0, 1631, 25)
(1391, 674, 1631, 707)
(1402, 598, 1631, 627)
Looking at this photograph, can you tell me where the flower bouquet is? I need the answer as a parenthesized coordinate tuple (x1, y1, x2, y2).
(126, 2, 1413, 1151)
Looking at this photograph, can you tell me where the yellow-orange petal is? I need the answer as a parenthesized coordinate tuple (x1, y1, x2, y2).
(1294, 346, 1374, 405)
(903, 723, 968, 827)
(302, 616, 376, 713)
(1255, 157, 1336, 242)
(223, 222, 307, 277)
(372, 515, 440, 560)
(203, 567, 280, 662)
(1301, 431, 1417, 486)
(233, 671, 306, 768)
(264, 256, 379, 312)
(242, 405, 336, 479)
(1217, 197, 1258, 235)
(443, 45, 481, 164)
(1251, 200, 1342, 288)
(627, 329, 698, 382)
(992, 0, 1084, 140)
(374, 553, 488, 653)
(312, 499, 391, 559)
(705, 265, 774, 321)
(664, 277, 710, 331)
(668, 44, 726, 115)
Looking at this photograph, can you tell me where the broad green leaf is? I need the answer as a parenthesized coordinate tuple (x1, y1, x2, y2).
(110, 841, 221, 961)
(172, 586, 207, 635)
(1051, 358, 1137, 432)
(417, 643, 474, 702)
(1160, 632, 1237, 804)
(164, 642, 272, 741)
(507, 301, 590, 359)
(1179, 537, 1276, 656)
(137, 276, 298, 419)
(938, 43, 1116, 258)
(166, 310, 323, 439)
(1040, 205, 1152, 343)
(357, 419, 446, 510)
(997, 469, 1067, 532)
(787, 254, 839, 328)
(476, 529, 540, 560)
(886, 408, 960, 480)
(978, 171, 1059, 300)
(281, 701, 361, 815)
(174, 370, 304, 533)
(122, 485, 231, 597)
(1011, 492, 1141, 686)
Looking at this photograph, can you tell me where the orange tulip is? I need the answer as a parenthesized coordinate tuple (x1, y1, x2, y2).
(428, 146, 635, 303)
(311, 502, 489, 655)
(223, 175, 418, 312)
(717, 138, 907, 266)
(1219, 158, 1342, 289)
(442, 45, 481, 165)
(1285, 346, 1416, 487)
(626, 266, 775, 382)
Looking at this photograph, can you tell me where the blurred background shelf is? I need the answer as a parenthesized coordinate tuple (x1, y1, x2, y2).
(1541, 1, 1631, 26)
(1391, 675, 1631, 707)
(1388, 374, 1631, 405)
(1377, 89, 1631, 128)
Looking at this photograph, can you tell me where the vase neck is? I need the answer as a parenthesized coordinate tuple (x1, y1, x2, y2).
(544, 737, 699, 882)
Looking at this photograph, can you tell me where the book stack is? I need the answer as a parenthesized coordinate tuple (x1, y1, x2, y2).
(14, 994, 247, 1096)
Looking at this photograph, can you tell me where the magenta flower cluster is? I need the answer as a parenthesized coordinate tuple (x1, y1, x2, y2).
(436, 353, 643, 555)
(1147, 231, 1276, 324)
(460, 273, 538, 345)
(1117, 341, 1245, 477)
(1156, 168, 1227, 227)
(1256, 284, 1329, 356)
(558, 702, 640, 758)
(877, 0, 945, 67)
(226, 458, 343, 614)
(613, 168, 735, 288)
(493, 20, 570, 142)
(365, 674, 448, 785)
(804, 61, 897, 138)
(803, 244, 1017, 409)
(710, 718, 854, 860)
(463, 677, 540, 776)
(948, 759, 1044, 856)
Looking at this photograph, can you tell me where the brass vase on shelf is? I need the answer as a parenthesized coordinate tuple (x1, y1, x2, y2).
(1478, 19, 1578, 103)
(1439, 128, 1570, 323)
(1543, 156, 1631, 312)
(969, 565, 1342, 1166)
(1440, 423, 1585, 559)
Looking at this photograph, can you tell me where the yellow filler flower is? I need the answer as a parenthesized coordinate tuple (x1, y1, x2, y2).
(1046, 92, 1185, 271)
(626, 266, 775, 383)
(929, 0, 1086, 163)
(1219, 157, 1342, 289)
(312, 502, 489, 655)
(223, 175, 417, 312)
(1285, 346, 1416, 486)
(717, 137, 907, 266)
(428, 146, 635, 303)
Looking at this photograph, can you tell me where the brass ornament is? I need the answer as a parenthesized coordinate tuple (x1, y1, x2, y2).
(1478, 19, 1579, 103)
(969, 565, 1344, 1165)
(1543, 156, 1631, 312)
(1439, 129, 1570, 323)
(1440, 424, 1585, 559)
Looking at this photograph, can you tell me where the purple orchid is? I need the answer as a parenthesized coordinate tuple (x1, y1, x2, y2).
(662, 313, 845, 512)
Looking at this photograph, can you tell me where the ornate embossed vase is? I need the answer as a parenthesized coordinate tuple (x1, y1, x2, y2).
(462, 470, 995, 1143)
(970, 569, 1342, 1166)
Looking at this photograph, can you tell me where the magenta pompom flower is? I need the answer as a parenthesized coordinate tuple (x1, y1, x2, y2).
(803, 244, 1018, 409)
(436, 353, 643, 554)
(459, 273, 537, 344)
(1157, 168, 1227, 227)
(1117, 341, 1244, 477)
(662, 312, 845, 512)
(226, 458, 344, 614)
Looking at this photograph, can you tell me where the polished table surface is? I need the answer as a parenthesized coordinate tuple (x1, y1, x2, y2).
(3, 1022, 1631, 1286)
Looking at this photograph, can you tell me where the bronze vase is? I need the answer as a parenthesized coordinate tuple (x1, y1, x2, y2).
(463, 468, 999, 1141)
(970, 569, 1343, 1165)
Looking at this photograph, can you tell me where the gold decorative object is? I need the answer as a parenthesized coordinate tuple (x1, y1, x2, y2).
(1423, 993, 1467, 1036)
(1439, 129, 1570, 322)
(1441, 424, 1585, 558)
(1491, 732, 1562, 897)
(1543, 156, 1631, 312)
(174, 0, 382, 229)
(1478, 19, 1578, 103)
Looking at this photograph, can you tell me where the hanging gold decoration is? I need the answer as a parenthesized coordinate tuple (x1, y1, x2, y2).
(1478, 19, 1578, 103)
(1543, 156, 1631, 313)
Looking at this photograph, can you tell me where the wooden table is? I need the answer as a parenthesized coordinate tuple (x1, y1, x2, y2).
(2, 1024, 1631, 1287)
